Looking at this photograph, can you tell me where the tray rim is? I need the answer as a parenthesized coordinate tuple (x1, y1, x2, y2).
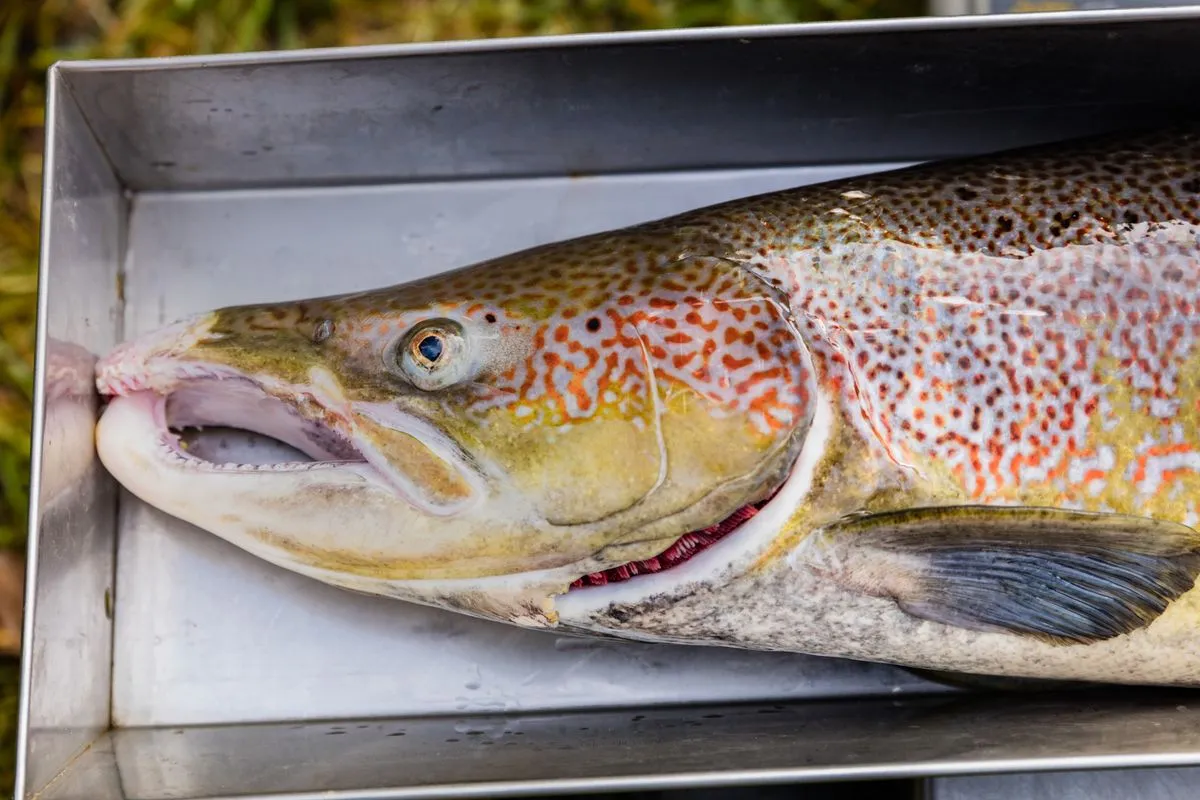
(43, 6, 1200, 74)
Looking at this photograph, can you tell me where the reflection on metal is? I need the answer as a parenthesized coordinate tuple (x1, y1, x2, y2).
(930, 765, 1200, 800)
(32, 692, 1200, 800)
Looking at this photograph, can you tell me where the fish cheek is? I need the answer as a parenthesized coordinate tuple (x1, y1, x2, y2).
(353, 414, 474, 508)
(657, 389, 798, 508)
(475, 411, 665, 527)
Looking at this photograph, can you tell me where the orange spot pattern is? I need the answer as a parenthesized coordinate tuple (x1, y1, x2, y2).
(264, 234, 813, 438)
(714, 126, 1200, 513)
(480, 291, 809, 433)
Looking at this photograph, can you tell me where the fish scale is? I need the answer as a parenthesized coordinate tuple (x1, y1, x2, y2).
(641, 125, 1200, 524)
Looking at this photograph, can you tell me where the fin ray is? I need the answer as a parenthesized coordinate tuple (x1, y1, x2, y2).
(814, 506, 1200, 645)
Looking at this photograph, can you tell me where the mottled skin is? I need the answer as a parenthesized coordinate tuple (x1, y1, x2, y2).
(95, 126, 1200, 685)
(194, 240, 811, 527)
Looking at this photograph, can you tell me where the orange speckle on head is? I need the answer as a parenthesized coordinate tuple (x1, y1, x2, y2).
(722, 354, 754, 370)
(686, 311, 719, 332)
(673, 353, 696, 369)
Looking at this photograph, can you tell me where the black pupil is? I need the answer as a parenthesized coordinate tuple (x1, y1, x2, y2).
(417, 334, 443, 363)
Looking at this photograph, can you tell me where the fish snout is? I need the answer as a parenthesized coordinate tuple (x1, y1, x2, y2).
(96, 312, 224, 397)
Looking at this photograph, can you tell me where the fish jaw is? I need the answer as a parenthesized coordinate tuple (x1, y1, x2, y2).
(94, 387, 583, 623)
(94, 315, 583, 587)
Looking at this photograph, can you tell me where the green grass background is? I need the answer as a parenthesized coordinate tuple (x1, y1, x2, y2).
(0, 0, 924, 794)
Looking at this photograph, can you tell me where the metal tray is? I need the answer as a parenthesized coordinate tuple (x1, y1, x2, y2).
(18, 8, 1200, 799)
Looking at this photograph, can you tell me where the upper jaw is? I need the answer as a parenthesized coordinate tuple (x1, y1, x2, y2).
(95, 313, 367, 472)
(96, 313, 224, 396)
(94, 318, 488, 515)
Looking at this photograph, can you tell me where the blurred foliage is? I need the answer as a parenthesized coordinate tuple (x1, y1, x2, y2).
(0, 0, 923, 795)
(0, 658, 16, 792)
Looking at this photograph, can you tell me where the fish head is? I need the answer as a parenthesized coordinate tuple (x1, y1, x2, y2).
(95, 231, 818, 623)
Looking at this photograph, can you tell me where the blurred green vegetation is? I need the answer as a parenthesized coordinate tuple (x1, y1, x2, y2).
(0, 0, 923, 794)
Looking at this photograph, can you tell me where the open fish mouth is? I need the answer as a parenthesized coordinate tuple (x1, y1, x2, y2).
(100, 366, 782, 591)
(137, 380, 365, 473)
(98, 355, 370, 476)
(95, 326, 487, 521)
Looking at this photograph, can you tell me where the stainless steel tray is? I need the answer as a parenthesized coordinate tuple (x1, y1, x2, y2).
(19, 8, 1200, 799)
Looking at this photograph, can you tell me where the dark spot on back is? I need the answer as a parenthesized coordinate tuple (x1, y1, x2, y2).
(485, 313, 497, 323)
(586, 317, 601, 332)
(954, 186, 979, 201)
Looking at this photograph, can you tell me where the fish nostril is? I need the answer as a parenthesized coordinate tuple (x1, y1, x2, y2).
(312, 319, 334, 344)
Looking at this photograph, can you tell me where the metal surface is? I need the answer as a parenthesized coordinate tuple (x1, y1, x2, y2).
(21, 8, 1200, 800)
(929, 764, 1200, 799)
(34, 691, 1200, 800)
(59, 8, 1200, 192)
(17, 73, 123, 797)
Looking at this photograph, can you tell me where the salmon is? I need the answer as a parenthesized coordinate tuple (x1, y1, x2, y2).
(94, 125, 1200, 686)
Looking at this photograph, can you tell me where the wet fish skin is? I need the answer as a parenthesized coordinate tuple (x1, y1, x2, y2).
(93, 125, 1200, 686)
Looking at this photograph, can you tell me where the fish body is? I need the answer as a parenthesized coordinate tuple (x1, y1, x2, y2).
(94, 126, 1200, 685)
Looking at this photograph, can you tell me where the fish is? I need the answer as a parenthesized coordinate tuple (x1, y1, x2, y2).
(93, 125, 1200, 687)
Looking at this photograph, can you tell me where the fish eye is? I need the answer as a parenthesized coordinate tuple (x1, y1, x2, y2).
(414, 332, 444, 366)
(391, 319, 469, 391)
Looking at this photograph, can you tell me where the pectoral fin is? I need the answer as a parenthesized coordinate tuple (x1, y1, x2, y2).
(813, 506, 1200, 645)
